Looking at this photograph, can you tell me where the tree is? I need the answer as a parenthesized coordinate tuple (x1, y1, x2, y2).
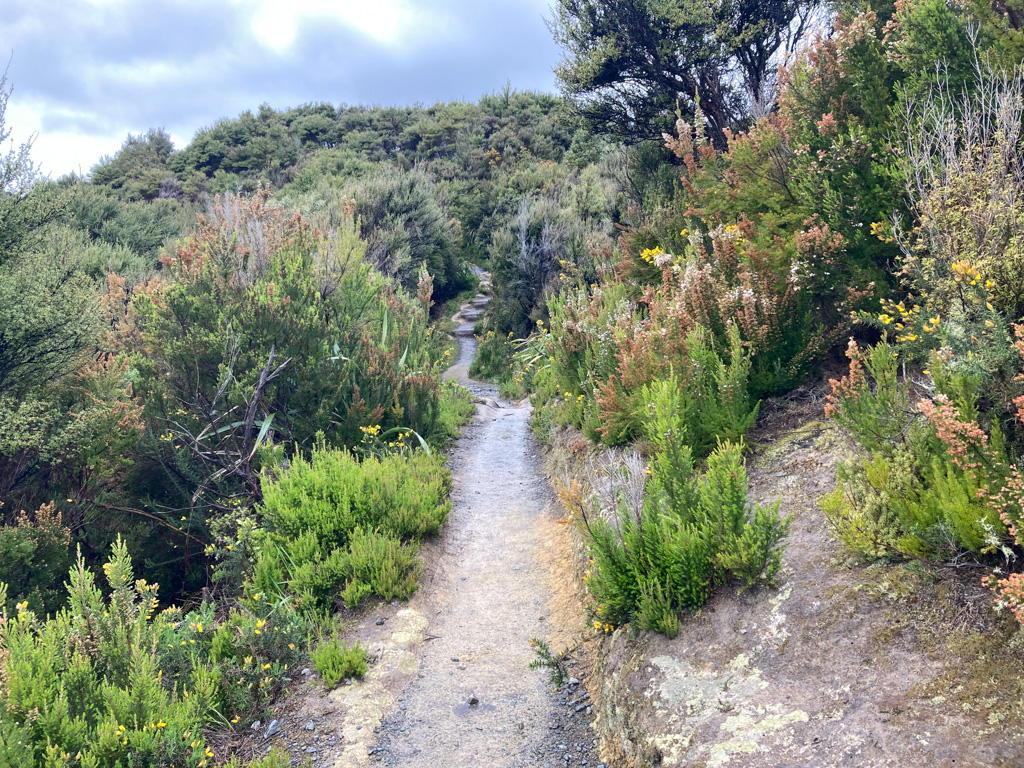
(0, 70, 94, 395)
(549, 0, 822, 146)
(89, 128, 176, 201)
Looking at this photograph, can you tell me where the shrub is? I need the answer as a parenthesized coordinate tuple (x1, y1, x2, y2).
(824, 339, 1013, 559)
(0, 503, 72, 615)
(0, 538, 303, 766)
(311, 639, 369, 687)
(251, 447, 450, 613)
(260, 447, 451, 545)
(469, 329, 515, 381)
(117, 189, 454, 542)
(582, 440, 789, 634)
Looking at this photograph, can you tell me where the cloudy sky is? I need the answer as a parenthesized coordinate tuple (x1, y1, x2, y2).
(1, 0, 562, 178)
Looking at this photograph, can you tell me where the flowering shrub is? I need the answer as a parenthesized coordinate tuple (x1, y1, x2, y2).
(822, 337, 1012, 558)
(0, 502, 72, 615)
(469, 329, 515, 382)
(0, 539, 298, 766)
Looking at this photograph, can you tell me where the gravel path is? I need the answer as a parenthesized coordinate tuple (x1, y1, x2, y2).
(366, 288, 602, 767)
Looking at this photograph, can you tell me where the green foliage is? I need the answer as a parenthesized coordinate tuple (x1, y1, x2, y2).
(65, 183, 194, 268)
(550, 0, 824, 146)
(311, 639, 369, 687)
(486, 184, 612, 338)
(89, 128, 178, 201)
(344, 166, 473, 304)
(252, 447, 449, 613)
(0, 503, 73, 615)
(825, 340, 1013, 559)
(0, 539, 304, 767)
(584, 440, 789, 635)
(0, 218, 100, 398)
(469, 329, 515, 381)
(125, 191, 453, 524)
(528, 637, 570, 688)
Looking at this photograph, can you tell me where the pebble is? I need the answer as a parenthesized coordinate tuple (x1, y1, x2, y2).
(264, 720, 281, 739)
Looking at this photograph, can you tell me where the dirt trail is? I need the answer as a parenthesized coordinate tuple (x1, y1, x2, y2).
(242, 284, 597, 767)
(363, 286, 600, 767)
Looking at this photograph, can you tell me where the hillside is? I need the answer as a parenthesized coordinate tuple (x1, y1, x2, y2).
(5, 1, 1024, 766)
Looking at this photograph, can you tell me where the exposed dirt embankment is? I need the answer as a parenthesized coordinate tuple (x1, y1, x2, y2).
(549, 388, 1024, 768)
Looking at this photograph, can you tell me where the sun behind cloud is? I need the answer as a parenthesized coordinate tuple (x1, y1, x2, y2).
(246, 0, 428, 52)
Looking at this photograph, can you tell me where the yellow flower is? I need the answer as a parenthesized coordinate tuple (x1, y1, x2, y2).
(156, 721, 166, 728)
(986, 320, 995, 328)
(288, 643, 296, 650)
(262, 663, 272, 670)
(930, 317, 939, 325)
(195, 622, 203, 633)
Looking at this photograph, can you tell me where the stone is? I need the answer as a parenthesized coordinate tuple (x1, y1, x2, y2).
(264, 720, 281, 739)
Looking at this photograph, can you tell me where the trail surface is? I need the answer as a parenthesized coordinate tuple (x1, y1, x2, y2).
(239, 285, 599, 767)
(366, 286, 600, 767)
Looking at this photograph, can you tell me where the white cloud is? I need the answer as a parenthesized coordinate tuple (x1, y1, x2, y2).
(245, 0, 439, 53)
(5, 98, 187, 178)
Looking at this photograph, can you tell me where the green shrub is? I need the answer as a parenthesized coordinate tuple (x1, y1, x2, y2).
(824, 341, 1012, 560)
(636, 580, 682, 639)
(0, 538, 304, 767)
(261, 447, 451, 547)
(311, 639, 369, 687)
(253, 447, 449, 613)
(346, 527, 420, 603)
(469, 329, 515, 381)
(434, 380, 477, 442)
(584, 440, 789, 635)
(0, 503, 73, 615)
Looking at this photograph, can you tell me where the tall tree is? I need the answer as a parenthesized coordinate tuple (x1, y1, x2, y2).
(549, 0, 821, 146)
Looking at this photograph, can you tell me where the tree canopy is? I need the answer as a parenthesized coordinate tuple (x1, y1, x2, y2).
(550, 0, 821, 146)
